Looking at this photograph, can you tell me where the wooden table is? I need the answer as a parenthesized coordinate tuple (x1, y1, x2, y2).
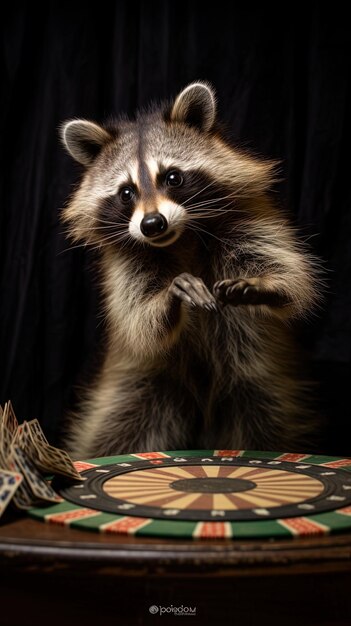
(0, 514, 351, 625)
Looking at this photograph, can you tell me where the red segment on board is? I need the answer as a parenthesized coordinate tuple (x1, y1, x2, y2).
(73, 461, 98, 472)
(132, 452, 170, 460)
(322, 459, 351, 468)
(197, 522, 229, 538)
(336, 506, 351, 516)
(47, 509, 99, 525)
(214, 450, 243, 457)
(280, 517, 327, 536)
(277, 453, 309, 462)
(103, 516, 149, 533)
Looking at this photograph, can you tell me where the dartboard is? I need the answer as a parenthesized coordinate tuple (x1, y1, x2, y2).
(28, 450, 351, 539)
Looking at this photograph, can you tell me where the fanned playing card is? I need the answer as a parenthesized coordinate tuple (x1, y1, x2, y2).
(0, 469, 23, 517)
(10, 446, 62, 503)
(12, 481, 38, 510)
(12, 422, 37, 459)
(21, 421, 82, 481)
(34, 443, 82, 481)
(0, 401, 83, 514)
(27, 419, 49, 445)
(7, 447, 43, 509)
(2, 401, 18, 436)
(12, 418, 82, 481)
(0, 404, 14, 462)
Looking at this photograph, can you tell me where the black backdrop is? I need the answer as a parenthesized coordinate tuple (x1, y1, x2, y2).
(1, 2, 350, 452)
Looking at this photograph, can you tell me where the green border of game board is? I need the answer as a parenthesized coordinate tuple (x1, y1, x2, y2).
(28, 450, 351, 539)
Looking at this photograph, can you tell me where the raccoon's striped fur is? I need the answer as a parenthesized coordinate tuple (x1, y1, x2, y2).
(61, 82, 321, 458)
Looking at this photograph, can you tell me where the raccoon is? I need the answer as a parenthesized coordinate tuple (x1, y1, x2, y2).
(61, 81, 321, 459)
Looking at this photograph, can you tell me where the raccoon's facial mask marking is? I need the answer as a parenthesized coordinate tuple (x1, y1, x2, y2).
(128, 165, 232, 249)
(125, 162, 187, 248)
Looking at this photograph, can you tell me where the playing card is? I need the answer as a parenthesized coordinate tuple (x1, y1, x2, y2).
(6, 448, 39, 509)
(27, 419, 49, 445)
(0, 402, 83, 511)
(13, 422, 37, 460)
(34, 442, 83, 481)
(2, 401, 18, 435)
(0, 419, 13, 464)
(10, 446, 62, 503)
(0, 402, 18, 464)
(12, 483, 37, 509)
(0, 403, 8, 434)
(13, 420, 82, 481)
(0, 469, 23, 518)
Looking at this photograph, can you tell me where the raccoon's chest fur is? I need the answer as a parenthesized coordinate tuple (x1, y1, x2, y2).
(96, 239, 297, 454)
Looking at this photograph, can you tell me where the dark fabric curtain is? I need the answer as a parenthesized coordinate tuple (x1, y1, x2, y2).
(1, 2, 350, 452)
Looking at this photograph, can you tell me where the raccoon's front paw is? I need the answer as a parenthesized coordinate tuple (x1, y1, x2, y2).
(170, 273, 217, 311)
(213, 278, 287, 307)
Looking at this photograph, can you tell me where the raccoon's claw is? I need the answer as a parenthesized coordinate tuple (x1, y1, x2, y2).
(213, 278, 287, 307)
(170, 273, 217, 311)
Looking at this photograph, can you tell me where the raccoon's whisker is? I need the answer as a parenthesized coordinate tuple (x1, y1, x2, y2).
(185, 181, 258, 209)
(186, 194, 235, 208)
(188, 206, 235, 215)
(182, 181, 216, 205)
(186, 221, 233, 247)
(188, 210, 230, 220)
(58, 243, 88, 255)
(75, 213, 127, 229)
(94, 215, 130, 227)
(99, 231, 131, 244)
(185, 190, 247, 210)
(75, 211, 131, 235)
(188, 203, 234, 217)
(185, 198, 232, 211)
(192, 228, 210, 251)
(208, 199, 238, 212)
(187, 200, 238, 219)
(77, 204, 130, 228)
(91, 224, 128, 231)
(89, 236, 131, 253)
(188, 227, 232, 248)
(186, 195, 236, 211)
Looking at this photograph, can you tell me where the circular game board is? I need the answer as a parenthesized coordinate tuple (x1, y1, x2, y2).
(28, 450, 351, 539)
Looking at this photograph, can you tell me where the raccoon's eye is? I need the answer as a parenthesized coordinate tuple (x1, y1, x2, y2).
(166, 170, 183, 187)
(119, 186, 135, 204)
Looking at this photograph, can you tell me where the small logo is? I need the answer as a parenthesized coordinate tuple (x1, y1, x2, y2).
(148, 604, 196, 616)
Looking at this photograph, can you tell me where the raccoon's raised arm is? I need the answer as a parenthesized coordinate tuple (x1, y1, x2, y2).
(212, 202, 321, 320)
(100, 246, 218, 361)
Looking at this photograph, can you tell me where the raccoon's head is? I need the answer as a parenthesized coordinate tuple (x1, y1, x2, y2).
(61, 82, 274, 249)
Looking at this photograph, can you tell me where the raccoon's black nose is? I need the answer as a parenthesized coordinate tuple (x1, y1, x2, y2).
(140, 213, 168, 238)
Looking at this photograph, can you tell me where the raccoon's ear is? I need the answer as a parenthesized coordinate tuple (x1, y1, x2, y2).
(61, 119, 112, 166)
(169, 82, 216, 132)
